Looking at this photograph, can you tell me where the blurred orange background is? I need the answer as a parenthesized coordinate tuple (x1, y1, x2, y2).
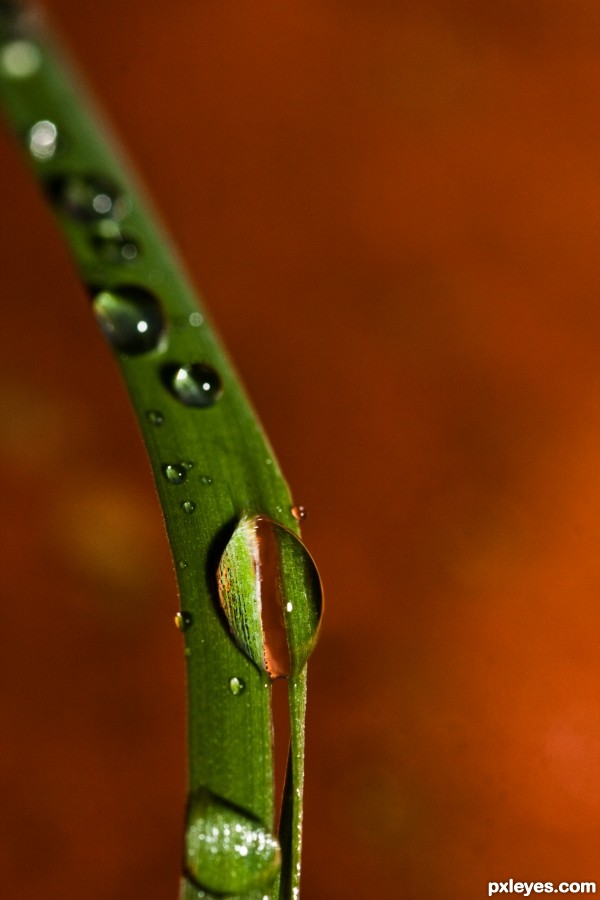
(1, 1, 599, 897)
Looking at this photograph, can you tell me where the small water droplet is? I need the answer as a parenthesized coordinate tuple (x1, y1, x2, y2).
(47, 173, 128, 222)
(200, 475, 213, 486)
(175, 610, 193, 632)
(162, 463, 188, 485)
(265, 458, 273, 466)
(162, 363, 223, 408)
(28, 119, 58, 160)
(180, 461, 194, 471)
(291, 505, 307, 523)
(217, 515, 323, 679)
(181, 500, 196, 514)
(89, 224, 139, 263)
(189, 311, 204, 327)
(229, 676, 245, 696)
(146, 409, 163, 426)
(178, 559, 188, 570)
(91, 285, 165, 355)
(185, 788, 280, 894)
(1, 39, 41, 78)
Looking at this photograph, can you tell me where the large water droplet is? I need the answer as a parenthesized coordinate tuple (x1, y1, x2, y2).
(47, 173, 128, 222)
(162, 463, 188, 485)
(1, 39, 41, 78)
(175, 610, 193, 632)
(162, 363, 223, 408)
(217, 515, 323, 679)
(91, 285, 165, 355)
(185, 788, 280, 894)
(28, 120, 58, 160)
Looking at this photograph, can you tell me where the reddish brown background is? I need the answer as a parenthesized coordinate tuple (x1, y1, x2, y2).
(1, 1, 600, 898)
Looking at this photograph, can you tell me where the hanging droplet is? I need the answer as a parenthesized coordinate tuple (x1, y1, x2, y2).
(229, 676, 245, 696)
(91, 285, 165, 355)
(290, 505, 307, 523)
(184, 788, 280, 895)
(162, 362, 223, 408)
(47, 173, 128, 222)
(175, 610, 193, 632)
(146, 409, 164, 426)
(0, 39, 41, 79)
(162, 463, 188, 485)
(217, 515, 323, 679)
(181, 500, 196, 514)
(28, 120, 58, 160)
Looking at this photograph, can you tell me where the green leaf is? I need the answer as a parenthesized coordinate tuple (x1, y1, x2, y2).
(0, 4, 322, 899)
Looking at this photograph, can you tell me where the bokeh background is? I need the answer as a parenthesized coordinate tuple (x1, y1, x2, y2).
(1, 1, 600, 897)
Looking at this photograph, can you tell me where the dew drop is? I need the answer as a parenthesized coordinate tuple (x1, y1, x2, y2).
(178, 559, 189, 570)
(175, 610, 193, 632)
(229, 676, 245, 696)
(1, 39, 41, 78)
(146, 409, 164, 426)
(217, 515, 323, 679)
(291, 505, 307, 523)
(89, 224, 139, 263)
(181, 461, 194, 471)
(28, 120, 58, 160)
(185, 788, 280, 894)
(162, 463, 188, 485)
(181, 500, 196, 514)
(47, 173, 128, 222)
(162, 363, 223, 408)
(200, 475, 213, 486)
(189, 311, 204, 327)
(91, 285, 165, 355)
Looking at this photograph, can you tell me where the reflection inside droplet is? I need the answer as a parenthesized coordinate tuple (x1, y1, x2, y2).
(91, 285, 165, 355)
(217, 515, 323, 679)
(162, 362, 223, 408)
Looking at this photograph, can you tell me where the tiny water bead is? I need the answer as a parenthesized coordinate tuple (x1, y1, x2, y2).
(0, 39, 41, 78)
(217, 515, 323, 679)
(91, 285, 165, 355)
(200, 475, 213, 486)
(28, 120, 58, 160)
(174, 610, 193, 632)
(47, 173, 128, 222)
(162, 463, 188, 485)
(162, 362, 223, 408)
(178, 560, 189, 570)
(146, 409, 164, 426)
(89, 224, 139, 263)
(229, 676, 245, 696)
(181, 500, 196, 514)
(184, 788, 281, 894)
(189, 311, 204, 327)
(291, 505, 307, 523)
